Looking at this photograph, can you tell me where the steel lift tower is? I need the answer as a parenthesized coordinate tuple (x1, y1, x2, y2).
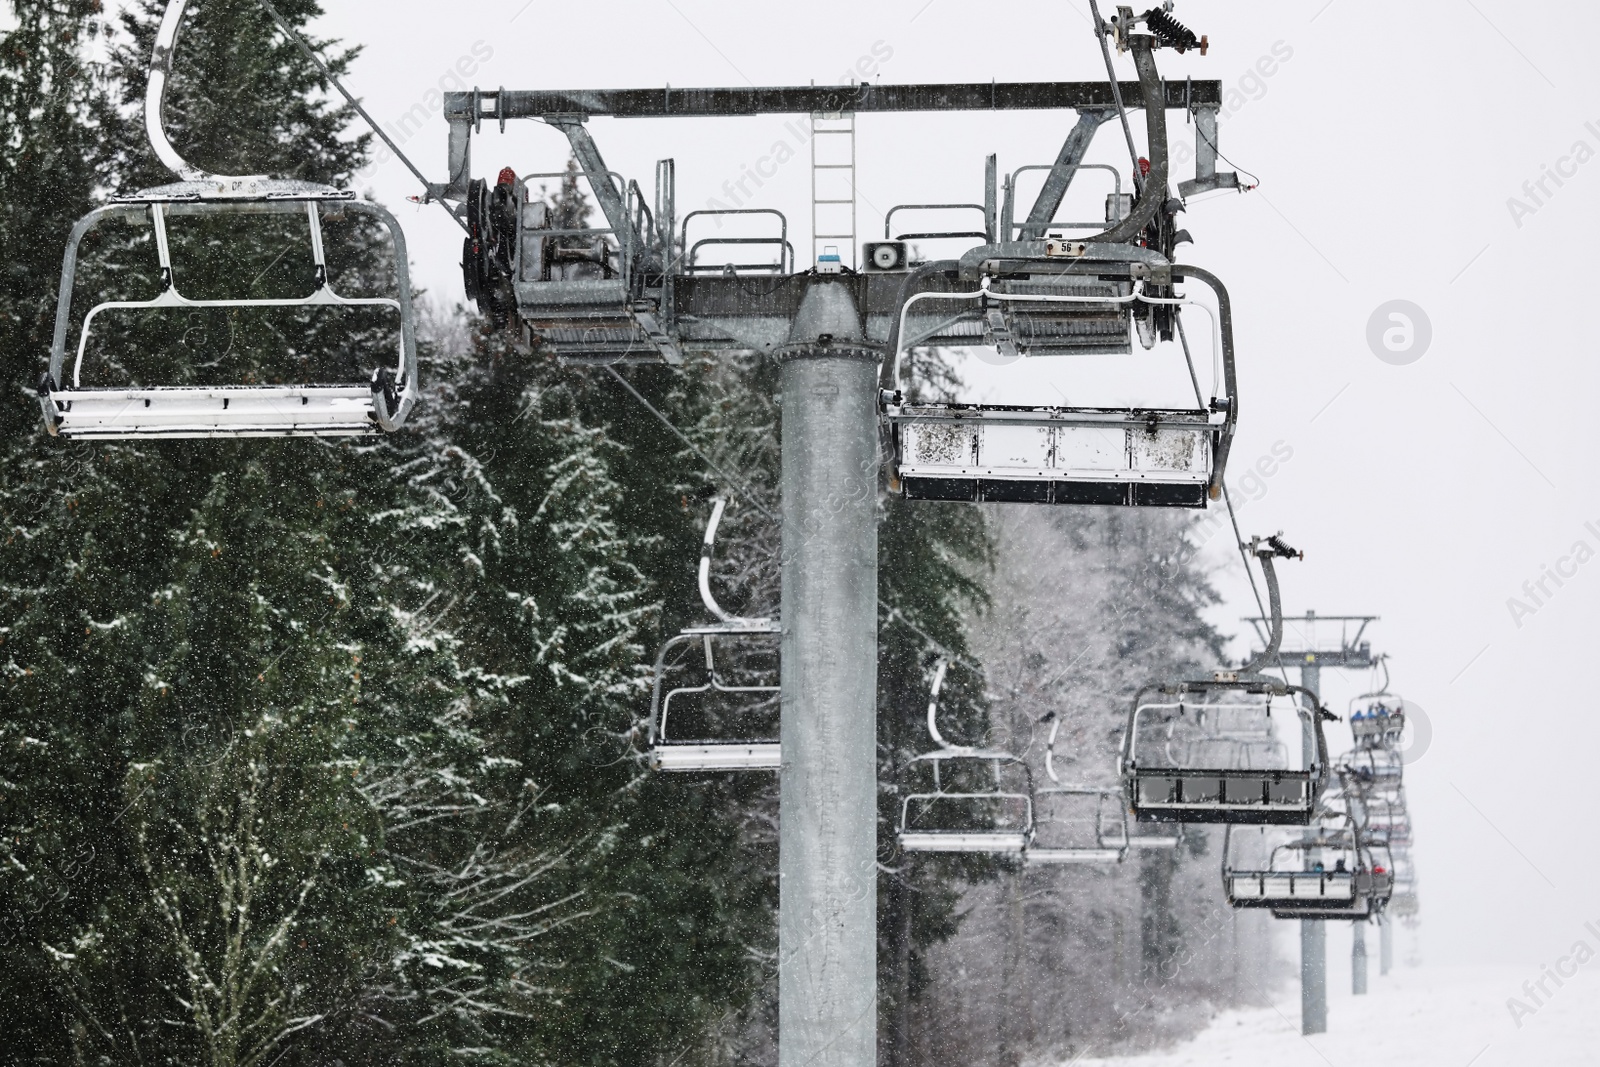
(1246, 612, 1378, 1034)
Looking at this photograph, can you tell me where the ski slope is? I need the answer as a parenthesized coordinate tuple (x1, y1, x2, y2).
(1066, 965, 1600, 1067)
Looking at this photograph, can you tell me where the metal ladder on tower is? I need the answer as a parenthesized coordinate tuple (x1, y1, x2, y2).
(810, 110, 856, 271)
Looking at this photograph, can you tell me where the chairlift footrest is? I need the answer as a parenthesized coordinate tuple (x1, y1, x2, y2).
(44, 386, 385, 439)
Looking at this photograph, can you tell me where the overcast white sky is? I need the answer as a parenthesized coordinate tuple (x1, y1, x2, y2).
(291, 0, 1600, 975)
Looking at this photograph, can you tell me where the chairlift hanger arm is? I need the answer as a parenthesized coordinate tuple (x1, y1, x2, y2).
(146, 0, 255, 185)
(696, 497, 775, 630)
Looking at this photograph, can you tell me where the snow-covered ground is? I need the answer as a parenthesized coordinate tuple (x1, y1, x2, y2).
(1066, 964, 1600, 1067)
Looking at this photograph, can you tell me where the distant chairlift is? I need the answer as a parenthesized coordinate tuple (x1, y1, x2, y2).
(1342, 747, 1404, 787)
(1222, 812, 1395, 920)
(38, 0, 417, 439)
(1350, 698, 1406, 748)
(898, 660, 1034, 854)
(1120, 536, 1332, 825)
(1025, 712, 1127, 866)
(646, 497, 781, 772)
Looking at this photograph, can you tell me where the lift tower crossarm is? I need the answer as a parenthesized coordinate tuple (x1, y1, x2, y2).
(1245, 614, 1380, 671)
(444, 81, 1222, 122)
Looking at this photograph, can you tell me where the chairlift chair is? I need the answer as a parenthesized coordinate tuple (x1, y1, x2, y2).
(878, 22, 1239, 511)
(1025, 713, 1127, 865)
(1121, 677, 1325, 825)
(1120, 535, 1329, 824)
(883, 276, 1234, 507)
(1350, 695, 1406, 748)
(37, 0, 417, 439)
(1222, 815, 1394, 920)
(1343, 747, 1404, 787)
(898, 660, 1034, 854)
(646, 498, 781, 772)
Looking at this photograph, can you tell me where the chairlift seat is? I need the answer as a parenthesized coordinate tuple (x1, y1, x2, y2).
(513, 278, 680, 364)
(1272, 897, 1377, 920)
(43, 384, 390, 439)
(899, 830, 1030, 854)
(1025, 846, 1123, 865)
(1125, 832, 1182, 849)
(887, 403, 1220, 509)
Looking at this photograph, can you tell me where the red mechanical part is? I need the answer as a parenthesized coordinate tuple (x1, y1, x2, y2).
(497, 166, 518, 186)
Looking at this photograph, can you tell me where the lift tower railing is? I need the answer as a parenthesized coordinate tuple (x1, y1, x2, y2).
(1245, 612, 1379, 1036)
(435, 25, 1229, 1066)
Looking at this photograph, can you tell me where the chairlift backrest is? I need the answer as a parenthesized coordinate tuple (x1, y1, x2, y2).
(37, 0, 418, 440)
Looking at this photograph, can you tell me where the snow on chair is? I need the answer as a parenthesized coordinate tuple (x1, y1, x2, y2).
(37, 0, 416, 440)
(646, 497, 781, 772)
(898, 660, 1034, 854)
(882, 269, 1237, 509)
(1121, 535, 1331, 825)
(1025, 713, 1127, 866)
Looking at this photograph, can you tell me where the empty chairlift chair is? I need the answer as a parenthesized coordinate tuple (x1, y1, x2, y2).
(1120, 534, 1329, 825)
(1122, 677, 1327, 825)
(876, 23, 1240, 510)
(898, 660, 1034, 854)
(882, 270, 1235, 508)
(38, 0, 417, 439)
(1025, 713, 1127, 866)
(647, 497, 781, 771)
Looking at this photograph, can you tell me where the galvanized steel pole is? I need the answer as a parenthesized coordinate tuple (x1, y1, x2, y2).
(1300, 661, 1327, 1035)
(778, 281, 880, 1067)
(1352, 921, 1368, 994)
(1380, 915, 1394, 976)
